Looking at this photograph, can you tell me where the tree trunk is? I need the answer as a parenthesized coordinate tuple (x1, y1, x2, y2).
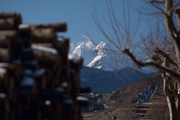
(165, 94, 180, 120)
(163, 78, 180, 120)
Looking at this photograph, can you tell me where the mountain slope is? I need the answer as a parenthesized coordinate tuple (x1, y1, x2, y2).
(83, 75, 169, 120)
(72, 41, 95, 65)
(72, 41, 134, 71)
(80, 67, 153, 94)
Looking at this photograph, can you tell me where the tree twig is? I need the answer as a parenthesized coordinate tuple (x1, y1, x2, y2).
(123, 48, 180, 79)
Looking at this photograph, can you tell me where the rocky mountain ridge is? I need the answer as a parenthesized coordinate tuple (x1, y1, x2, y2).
(72, 41, 134, 71)
(72, 41, 155, 73)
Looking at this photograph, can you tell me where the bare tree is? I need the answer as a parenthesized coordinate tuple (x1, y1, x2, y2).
(94, 0, 180, 120)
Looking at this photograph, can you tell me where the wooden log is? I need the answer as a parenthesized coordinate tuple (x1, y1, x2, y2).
(0, 62, 22, 88)
(19, 24, 30, 37)
(38, 88, 64, 102)
(70, 57, 83, 71)
(30, 28, 57, 43)
(19, 25, 32, 48)
(0, 48, 21, 62)
(23, 60, 38, 71)
(0, 12, 21, 19)
(0, 31, 18, 48)
(70, 58, 83, 99)
(51, 68, 62, 87)
(0, 18, 15, 30)
(0, 62, 22, 85)
(30, 23, 67, 32)
(80, 87, 91, 93)
(0, 48, 10, 62)
(55, 37, 69, 56)
(62, 99, 73, 120)
(21, 48, 35, 61)
(0, 68, 8, 87)
(9, 60, 22, 79)
(0, 63, 9, 68)
(32, 45, 61, 66)
(0, 13, 84, 119)
(32, 43, 54, 48)
(33, 69, 45, 89)
(70, 70, 79, 100)
(55, 102, 63, 120)
(59, 67, 70, 86)
(0, 12, 22, 30)
(17, 76, 36, 97)
(0, 68, 7, 79)
(72, 103, 82, 120)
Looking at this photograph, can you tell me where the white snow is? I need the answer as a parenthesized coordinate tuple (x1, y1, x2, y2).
(19, 24, 30, 29)
(0, 68, 7, 74)
(77, 96, 89, 101)
(71, 40, 156, 73)
(72, 41, 134, 71)
(0, 63, 9, 68)
(0, 93, 6, 98)
(32, 44, 58, 54)
(45, 100, 51, 105)
(88, 42, 135, 71)
(72, 40, 95, 65)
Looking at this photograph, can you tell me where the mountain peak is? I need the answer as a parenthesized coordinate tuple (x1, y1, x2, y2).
(95, 42, 106, 49)
(72, 40, 95, 65)
(71, 40, 155, 72)
(72, 41, 131, 71)
(94, 42, 111, 52)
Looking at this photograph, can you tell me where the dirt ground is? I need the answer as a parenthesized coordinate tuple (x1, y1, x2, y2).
(82, 76, 169, 120)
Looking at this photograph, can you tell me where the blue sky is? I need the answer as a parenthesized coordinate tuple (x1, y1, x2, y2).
(0, 0, 157, 46)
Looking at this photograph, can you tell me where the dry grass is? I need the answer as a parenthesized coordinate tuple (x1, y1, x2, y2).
(83, 76, 169, 120)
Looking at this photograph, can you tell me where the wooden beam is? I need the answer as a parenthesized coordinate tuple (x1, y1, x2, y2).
(32, 45, 61, 64)
(30, 23, 67, 32)
(0, 48, 10, 62)
(55, 37, 69, 55)
(0, 12, 22, 30)
(30, 28, 57, 43)
(0, 31, 18, 48)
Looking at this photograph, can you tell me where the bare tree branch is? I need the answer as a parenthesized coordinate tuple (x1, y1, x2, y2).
(93, 8, 121, 51)
(150, 0, 165, 4)
(164, 0, 178, 39)
(163, 0, 180, 68)
(93, 0, 180, 119)
(155, 48, 178, 67)
(123, 48, 180, 78)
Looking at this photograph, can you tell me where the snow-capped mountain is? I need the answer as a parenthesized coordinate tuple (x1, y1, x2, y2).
(72, 40, 95, 65)
(72, 41, 134, 71)
(87, 42, 134, 71)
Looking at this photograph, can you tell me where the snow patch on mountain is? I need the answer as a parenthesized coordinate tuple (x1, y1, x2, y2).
(72, 39, 95, 65)
(70, 37, 156, 72)
(87, 42, 133, 71)
(71, 39, 135, 71)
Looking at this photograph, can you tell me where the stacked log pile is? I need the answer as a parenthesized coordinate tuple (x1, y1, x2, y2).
(0, 12, 90, 120)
